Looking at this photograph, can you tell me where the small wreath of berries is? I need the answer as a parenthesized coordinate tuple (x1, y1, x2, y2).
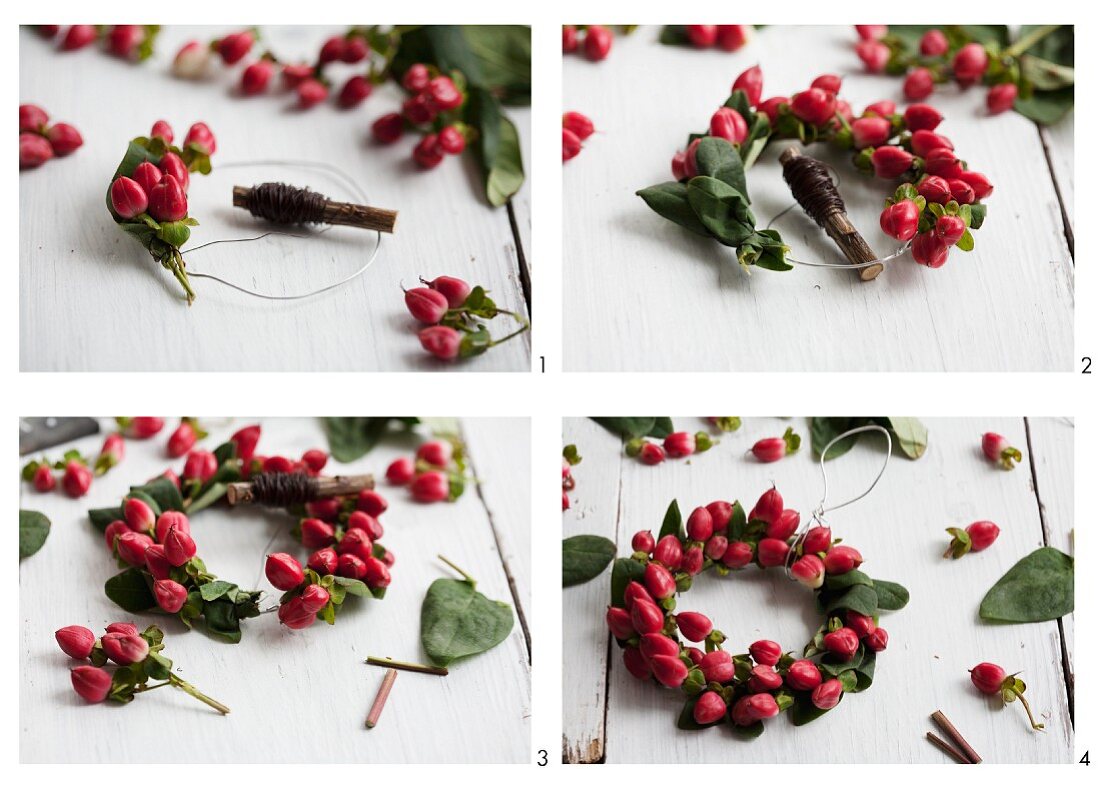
(607, 487, 909, 736)
(88, 425, 393, 642)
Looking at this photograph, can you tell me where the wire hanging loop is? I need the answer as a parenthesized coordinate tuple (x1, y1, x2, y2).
(785, 424, 892, 576)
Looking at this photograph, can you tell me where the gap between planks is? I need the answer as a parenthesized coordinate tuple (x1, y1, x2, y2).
(1023, 417, 1075, 726)
(507, 199, 533, 317)
(1036, 127, 1075, 261)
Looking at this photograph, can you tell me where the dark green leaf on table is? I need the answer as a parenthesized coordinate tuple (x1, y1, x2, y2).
(105, 568, 156, 613)
(421, 567, 514, 667)
(610, 557, 646, 608)
(322, 417, 420, 462)
(659, 499, 684, 540)
(19, 509, 50, 559)
(636, 182, 711, 238)
(871, 579, 910, 611)
(979, 547, 1074, 623)
(562, 535, 616, 586)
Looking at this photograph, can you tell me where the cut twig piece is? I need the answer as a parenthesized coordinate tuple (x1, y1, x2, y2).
(233, 183, 398, 233)
(365, 669, 397, 728)
(365, 656, 448, 676)
(779, 146, 883, 281)
(926, 731, 972, 764)
(931, 709, 983, 764)
(226, 473, 373, 506)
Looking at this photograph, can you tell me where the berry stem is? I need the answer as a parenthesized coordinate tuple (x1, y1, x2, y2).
(1015, 692, 1045, 731)
(1003, 25, 1059, 59)
(438, 554, 476, 585)
(170, 250, 196, 305)
(365, 656, 449, 676)
(487, 311, 531, 348)
(169, 673, 230, 714)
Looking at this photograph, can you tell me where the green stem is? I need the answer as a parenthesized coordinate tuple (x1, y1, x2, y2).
(1004, 25, 1060, 60)
(131, 681, 171, 693)
(169, 673, 230, 715)
(487, 311, 531, 349)
(437, 555, 476, 585)
(171, 250, 196, 305)
(1015, 692, 1045, 731)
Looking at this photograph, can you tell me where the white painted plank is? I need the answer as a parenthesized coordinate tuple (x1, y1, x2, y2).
(563, 26, 1073, 371)
(19, 26, 530, 371)
(20, 417, 529, 762)
(561, 417, 1071, 763)
(1040, 112, 1074, 248)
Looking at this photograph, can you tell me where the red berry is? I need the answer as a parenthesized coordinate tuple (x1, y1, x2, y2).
(879, 200, 920, 241)
(402, 64, 431, 93)
(372, 113, 405, 144)
(911, 230, 949, 268)
(903, 67, 935, 101)
(297, 79, 328, 109)
(20, 133, 53, 169)
(338, 75, 373, 108)
(413, 134, 444, 169)
(46, 123, 83, 156)
(583, 25, 613, 61)
(562, 26, 578, 53)
(919, 29, 948, 57)
(241, 61, 273, 95)
(716, 25, 748, 52)
(686, 25, 718, 48)
(437, 125, 466, 155)
(562, 128, 582, 161)
(953, 43, 989, 85)
(562, 111, 595, 141)
(935, 215, 966, 246)
(987, 83, 1018, 115)
(709, 107, 748, 144)
(32, 465, 56, 492)
(855, 39, 890, 73)
(870, 145, 914, 179)
(790, 88, 837, 127)
(731, 65, 763, 106)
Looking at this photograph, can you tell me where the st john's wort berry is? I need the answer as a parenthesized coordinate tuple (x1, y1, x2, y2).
(148, 176, 188, 222)
(835, 100, 854, 125)
(685, 647, 705, 666)
(305, 498, 340, 522)
(812, 678, 844, 710)
(71, 666, 112, 703)
(402, 63, 431, 93)
(751, 487, 784, 524)
(338, 75, 373, 109)
(851, 117, 891, 149)
(33, 465, 56, 492)
(183, 449, 217, 483)
(638, 442, 666, 465)
(856, 39, 890, 73)
(791, 554, 825, 589)
(563, 111, 595, 141)
(386, 457, 416, 485)
(437, 125, 466, 155)
(630, 598, 666, 636)
(871, 146, 914, 179)
(348, 510, 383, 541)
(693, 691, 727, 725)
(183, 122, 217, 156)
(846, 611, 875, 639)
(686, 506, 714, 541)
(748, 664, 784, 693)
(824, 545, 863, 575)
(241, 60, 274, 95)
(903, 103, 943, 132)
(639, 633, 679, 660)
(584, 25, 613, 61)
(953, 43, 989, 86)
(338, 553, 367, 580)
(300, 518, 336, 549)
(935, 215, 967, 246)
(358, 489, 389, 517)
(163, 528, 196, 566)
(785, 659, 823, 691)
(123, 497, 155, 533)
(62, 461, 92, 497)
(372, 113, 405, 144)
(970, 662, 1006, 694)
(865, 627, 889, 652)
(132, 161, 163, 198)
(750, 639, 783, 666)
(920, 29, 949, 57)
(56, 625, 95, 659)
(337, 527, 374, 562)
(405, 286, 449, 324)
(101, 631, 150, 665)
(104, 520, 129, 551)
(699, 650, 735, 683)
(278, 597, 316, 629)
(751, 434, 793, 462)
(319, 36, 348, 65)
(308, 547, 338, 576)
(297, 79, 329, 110)
(154, 579, 188, 613)
(411, 470, 450, 502)
(632, 530, 656, 554)
(704, 534, 728, 561)
(733, 693, 780, 726)
(681, 545, 704, 575)
(61, 25, 98, 51)
(768, 509, 801, 540)
(855, 25, 888, 41)
(790, 88, 837, 127)
(417, 440, 453, 467)
(663, 431, 696, 458)
(172, 41, 210, 78)
(562, 26, 579, 53)
(380, 549, 396, 568)
(705, 500, 733, 532)
(110, 177, 148, 218)
(94, 433, 124, 474)
(945, 520, 1001, 558)
(653, 534, 683, 569)
(757, 538, 790, 568)
(145, 544, 171, 580)
(301, 449, 328, 473)
(686, 25, 718, 48)
(422, 275, 472, 308)
(809, 73, 842, 94)
(863, 99, 896, 119)
(427, 76, 464, 111)
(622, 581, 654, 611)
(105, 622, 139, 636)
(403, 94, 436, 125)
(732, 65, 763, 107)
(709, 107, 748, 144)
(116, 532, 153, 566)
(19, 133, 53, 168)
(802, 525, 832, 554)
(723, 540, 754, 568)
(644, 561, 677, 600)
(650, 655, 689, 689)
(281, 63, 313, 89)
(958, 170, 993, 200)
(622, 646, 650, 679)
(986, 83, 1018, 115)
(715, 25, 749, 51)
(758, 96, 788, 126)
(150, 120, 174, 143)
(20, 104, 49, 132)
(917, 175, 952, 205)
(948, 179, 975, 204)
(131, 417, 166, 439)
(216, 31, 254, 65)
(300, 584, 330, 614)
(823, 627, 861, 661)
(910, 129, 954, 158)
(413, 134, 445, 169)
(606, 606, 636, 640)
(982, 432, 1022, 469)
(263, 455, 295, 475)
(562, 128, 582, 162)
(912, 231, 949, 268)
(159, 152, 190, 191)
(46, 123, 83, 156)
(262, 554, 303, 589)
(903, 68, 935, 101)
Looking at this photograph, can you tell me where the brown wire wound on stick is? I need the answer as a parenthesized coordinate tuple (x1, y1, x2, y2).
(233, 183, 398, 234)
(779, 147, 883, 281)
(226, 472, 374, 506)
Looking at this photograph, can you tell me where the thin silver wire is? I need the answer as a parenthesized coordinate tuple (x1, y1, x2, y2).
(765, 164, 910, 270)
(180, 159, 383, 300)
(784, 424, 892, 576)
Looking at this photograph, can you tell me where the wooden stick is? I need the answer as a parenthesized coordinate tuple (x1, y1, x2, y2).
(233, 185, 398, 234)
(778, 147, 884, 281)
(365, 669, 397, 728)
(226, 473, 373, 505)
(365, 656, 448, 676)
(926, 731, 972, 764)
(931, 710, 983, 764)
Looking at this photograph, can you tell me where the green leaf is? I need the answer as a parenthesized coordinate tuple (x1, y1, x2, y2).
(322, 417, 419, 462)
(820, 644, 865, 676)
(693, 137, 747, 197)
(333, 576, 373, 598)
(727, 501, 747, 541)
(19, 509, 50, 559)
(790, 694, 832, 726)
(876, 417, 929, 459)
(658, 25, 689, 45)
(187, 482, 228, 515)
(855, 651, 876, 690)
(823, 570, 874, 591)
(562, 535, 617, 587)
(979, 547, 1073, 623)
(823, 584, 878, 617)
(872, 579, 910, 611)
(105, 568, 157, 613)
(590, 417, 673, 440)
(202, 598, 243, 643)
(686, 176, 756, 247)
(132, 476, 184, 513)
(563, 444, 582, 465)
(469, 88, 525, 207)
(1014, 87, 1074, 125)
(199, 580, 236, 602)
(610, 557, 646, 607)
(659, 499, 683, 540)
(811, 417, 863, 460)
(637, 182, 711, 238)
(420, 575, 514, 667)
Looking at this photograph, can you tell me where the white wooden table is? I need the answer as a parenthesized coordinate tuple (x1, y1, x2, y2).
(563, 26, 1073, 371)
(562, 416, 1073, 763)
(19, 26, 531, 371)
(20, 417, 530, 762)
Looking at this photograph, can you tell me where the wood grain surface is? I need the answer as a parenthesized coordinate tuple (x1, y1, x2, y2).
(20, 417, 530, 762)
(562, 416, 1073, 763)
(562, 26, 1074, 372)
(19, 26, 531, 371)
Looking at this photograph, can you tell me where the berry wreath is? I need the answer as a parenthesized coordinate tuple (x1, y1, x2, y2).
(607, 488, 910, 736)
(87, 426, 393, 642)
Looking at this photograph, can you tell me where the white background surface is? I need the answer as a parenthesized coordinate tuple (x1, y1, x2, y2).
(562, 416, 1073, 762)
(19, 417, 531, 762)
(19, 26, 531, 371)
(563, 26, 1074, 372)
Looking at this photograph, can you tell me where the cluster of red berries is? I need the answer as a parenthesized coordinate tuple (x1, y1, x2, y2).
(370, 63, 468, 169)
(853, 26, 1020, 115)
(109, 119, 215, 225)
(627, 431, 714, 466)
(104, 501, 198, 613)
(383, 439, 464, 504)
(35, 24, 158, 61)
(562, 25, 614, 61)
(677, 25, 751, 51)
(404, 274, 529, 362)
(19, 103, 82, 169)
(608, 486, 894, 731)
(970, 662, 1044, 731)
(22, 433, 125, 498)
(561, 111, 595, 162)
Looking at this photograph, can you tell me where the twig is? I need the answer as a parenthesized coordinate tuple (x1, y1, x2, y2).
(365, 669, 398, 728)
(926, 731, 972, 764)
(931, 710, 982, 763)
(365, 656, 448, 676)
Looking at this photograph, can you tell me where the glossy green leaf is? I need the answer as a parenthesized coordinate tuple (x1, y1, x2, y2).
(19, 509, 50, 559)
(421, 569, 514, 667)
(562, 535, 616, 587)
(979, 547, 1073, 623)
